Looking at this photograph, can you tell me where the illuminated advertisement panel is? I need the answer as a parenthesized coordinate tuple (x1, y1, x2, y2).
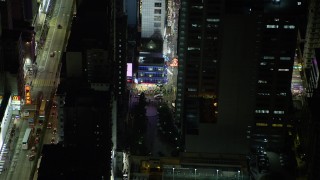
(127, 63, 133, 77)
(170, 58, 178, 67)
(12, 96, 21, 110)
(25, 85, 32, 104)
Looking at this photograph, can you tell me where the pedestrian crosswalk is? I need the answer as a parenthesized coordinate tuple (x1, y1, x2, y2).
(32, 79, 55, 87)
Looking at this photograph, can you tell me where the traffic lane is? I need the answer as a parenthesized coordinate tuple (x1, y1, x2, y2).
(9, 122, 35, 180)
(146, 114, 158, 152)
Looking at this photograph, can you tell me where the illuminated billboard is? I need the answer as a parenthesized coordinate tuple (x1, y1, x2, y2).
(12, 96, 21, 110)
(25, 85, 32, 104)
(127, 63, 133, 77)
(170, 58, 178, 67)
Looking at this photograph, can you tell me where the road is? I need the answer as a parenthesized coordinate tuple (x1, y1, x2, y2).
(31, 0, 74, 100)
(1, 0, 74, 179)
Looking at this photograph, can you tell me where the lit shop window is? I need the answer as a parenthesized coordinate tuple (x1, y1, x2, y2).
(255, 110, 270, 114)
(266, 25, 279, 28)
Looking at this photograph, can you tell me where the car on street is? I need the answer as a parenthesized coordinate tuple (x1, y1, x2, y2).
(28, 154, 35, 161)
(47, 122, 52, 129)
(51, 137, 55, 144)
(36, 128, 42, 136)
(35, 137, 40, 144)
(50, 51, 55, 57)
(31, 146, 37, 153)
(53, 128, 57, 135)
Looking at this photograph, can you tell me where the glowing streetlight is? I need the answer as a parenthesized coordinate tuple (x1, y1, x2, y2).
(216, 169, 219, 180)
(172, 168, 175, 180)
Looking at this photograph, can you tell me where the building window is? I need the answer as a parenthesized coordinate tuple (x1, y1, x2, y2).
(187, 88, 197, 92)
(266, 25, 279, 28)
(187, 47, 200, 50)
(255, 110, 269, 114)
(284, 25, 295, 29)
(258, 93, 270, 96)
(280, 57, 291, 60)
(154, 9, 161, 14)
(274, 110, 284, 114)
(278, 69, 289, 71)
(206, 18, 220, 22)
(191, 5, 203, 9)
(154, 22, 161, 27)
(263, 56, 275, 60)
(155, 2, 161, 7)
(258, 80, 267, 84)
(154, 16, 161, 21)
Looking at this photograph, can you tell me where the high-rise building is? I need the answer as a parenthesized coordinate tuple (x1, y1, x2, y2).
(305, 48, 320, 180)
(37, 0, 114, 178)
(175, 0, 223, 153)
(141, 0, 166, 39)
(303, 0, 320, 71)
(176, 0, 307, 154)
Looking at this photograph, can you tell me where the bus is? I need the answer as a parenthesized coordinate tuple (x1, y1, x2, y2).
(38, 100, 47, 125)
(22, 128, 32, 150)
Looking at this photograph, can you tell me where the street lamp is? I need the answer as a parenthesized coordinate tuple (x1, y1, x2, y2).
(238, 170, 240, 180)
(216, 169, 219, 180)
(194, 168, 197, 180)
(173, 168, 175, 180)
